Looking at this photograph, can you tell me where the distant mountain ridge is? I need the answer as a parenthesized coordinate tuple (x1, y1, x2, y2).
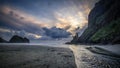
(0, 35, 30, 43)
(70, 0, 120, 44)
(9, 35, 30, 43)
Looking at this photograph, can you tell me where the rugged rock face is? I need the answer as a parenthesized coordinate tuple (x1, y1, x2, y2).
(0, 37, 7, 43)
(71, 0, 120, 44)
(70, 33, 79, 44)
(9, 35, 30, 43)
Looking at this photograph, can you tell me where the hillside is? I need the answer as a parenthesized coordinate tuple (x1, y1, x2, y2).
(70, 0, 120, 44)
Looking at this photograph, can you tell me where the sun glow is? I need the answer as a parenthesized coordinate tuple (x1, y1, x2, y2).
(35, 35, 42, 39)
(54, 10, 88, 34)
(0, 3, 91, 35)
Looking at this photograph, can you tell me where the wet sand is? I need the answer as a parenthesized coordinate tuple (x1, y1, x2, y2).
(0, 45, 76, 68)
(86, 46, 120, 58)
(69, 45, 120, 68)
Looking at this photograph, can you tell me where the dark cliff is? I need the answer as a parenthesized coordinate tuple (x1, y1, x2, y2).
(0, 37, 8, 43)
(70, 0, 120, 44)
(9, 35, 30, 43)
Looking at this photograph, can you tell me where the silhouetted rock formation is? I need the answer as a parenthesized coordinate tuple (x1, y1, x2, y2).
(0, 37, 7, 43)
(70, 33, 79, 44)
(24, 37, 30, 43)
(70, 0, 120, 44)
(9, 35, 30, 43)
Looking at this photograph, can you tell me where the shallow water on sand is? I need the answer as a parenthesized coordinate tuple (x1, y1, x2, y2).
(69, 45, 120, 68)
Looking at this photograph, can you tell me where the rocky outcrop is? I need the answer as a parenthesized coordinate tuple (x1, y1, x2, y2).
(9, 35, 30, 43)
(70, 0, 120, 44)
(70, 33, 79, 44)
(23, 37, 30, 43)
(0, 37, 7, 43)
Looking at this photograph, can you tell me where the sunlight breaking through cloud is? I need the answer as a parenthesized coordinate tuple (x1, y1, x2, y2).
(0, 0, 99, 41)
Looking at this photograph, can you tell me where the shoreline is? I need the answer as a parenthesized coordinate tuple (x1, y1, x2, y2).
(86, 46, 120, 58)
(65, 42, 120, 45)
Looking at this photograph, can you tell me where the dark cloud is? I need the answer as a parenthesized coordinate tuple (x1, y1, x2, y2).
(0, 0, 98, 42)
(43, 27, 71, 39)
(9, 11, 14, 16)
(0, 26, 71, 41)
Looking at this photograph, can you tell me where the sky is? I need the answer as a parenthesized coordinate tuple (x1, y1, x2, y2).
(0, 0, 98, 42)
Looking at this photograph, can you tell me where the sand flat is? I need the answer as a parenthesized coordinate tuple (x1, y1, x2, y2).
(0, 45, 76, 68)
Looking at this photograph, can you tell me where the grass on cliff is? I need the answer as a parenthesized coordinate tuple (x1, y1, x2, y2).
(90, 18, 120, 42)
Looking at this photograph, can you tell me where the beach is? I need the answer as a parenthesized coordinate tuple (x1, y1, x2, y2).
(0, 45, 76, 68)
(0, 44, 120, 68)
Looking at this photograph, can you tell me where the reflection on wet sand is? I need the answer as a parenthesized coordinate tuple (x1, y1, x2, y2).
(69, 45, 120, 68)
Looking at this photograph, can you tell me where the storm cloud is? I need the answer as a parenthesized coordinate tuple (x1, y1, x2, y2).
(43, 27, 71, 39)
(0, 0, 98, 42)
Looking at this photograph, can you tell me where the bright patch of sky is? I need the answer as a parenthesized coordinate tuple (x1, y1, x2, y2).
(0, 0, 98, 42)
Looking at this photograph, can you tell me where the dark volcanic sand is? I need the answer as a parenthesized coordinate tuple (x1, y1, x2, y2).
(0, 45, 77, 68)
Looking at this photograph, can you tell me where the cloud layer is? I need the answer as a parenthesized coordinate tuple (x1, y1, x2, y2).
(0, 0, 98, 42)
